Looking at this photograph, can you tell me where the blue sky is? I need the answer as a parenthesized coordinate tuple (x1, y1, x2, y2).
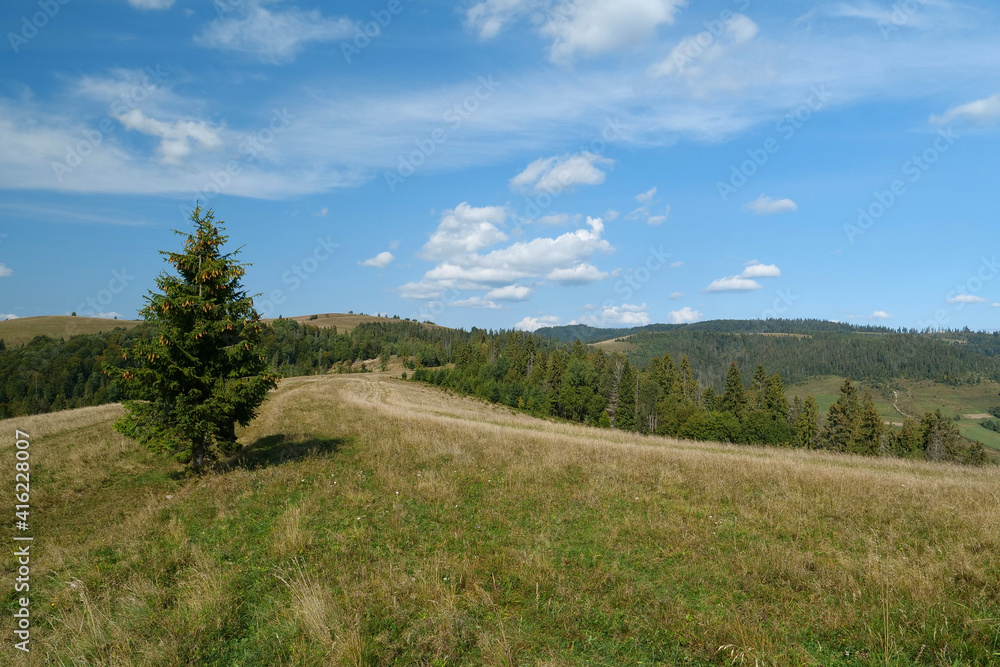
(1, 0, 999, 331)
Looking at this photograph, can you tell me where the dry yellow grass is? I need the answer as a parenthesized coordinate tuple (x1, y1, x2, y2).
(1, 374, 999, 664)
(0, 315, 141, 345)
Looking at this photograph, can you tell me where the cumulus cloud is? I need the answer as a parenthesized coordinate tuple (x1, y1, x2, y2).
(741, 262, 781, 278)
(402, 212, 612, 307)
(419, 203, 508, 261)
(705, 276, 761, 292)
(872, 310, 892, 319)
(931, 93, 1000, 126)
(511, 152, 615, 195)
(670, 261, 683, 268)
(117, 109, 223, 165)
(579, 302, 650, 326)
(0, 262, 12, 277)
(196, 1, 357, 63)
(514, 314, 561, 331)
(359, 251, 394, 268)
(946, 294, 988, 304)
(668, 306, 702, 324)
(706, 260, 781, 291)
(743, 195, 798, 215)
(1, 313, 19, 320)
(467, 0, 685, 64)
(668, 291, 684, 300)
(423, 216, 611, 284)
(485, 284, 534, 301)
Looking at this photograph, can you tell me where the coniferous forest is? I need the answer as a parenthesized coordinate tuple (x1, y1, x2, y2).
(0, 317, 993, 465)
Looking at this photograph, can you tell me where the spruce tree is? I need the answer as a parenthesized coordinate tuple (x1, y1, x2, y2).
(823, 377, 861, 452)
(857, 390, 884, 456)
(721, 361, 747, 417)
(795, 395, 820, 449)
(112, 207, 278, 471)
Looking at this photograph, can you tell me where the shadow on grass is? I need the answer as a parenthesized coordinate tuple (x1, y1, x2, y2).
(223, 433, 349, 472)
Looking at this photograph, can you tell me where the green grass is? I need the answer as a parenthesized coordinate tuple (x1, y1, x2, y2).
(3, 376, 1000, 665)
(789, 376, 1000, 451)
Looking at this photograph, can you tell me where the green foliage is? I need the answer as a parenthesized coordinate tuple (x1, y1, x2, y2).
(981, 419, 1000, 433)
(112, 207, 278, 471)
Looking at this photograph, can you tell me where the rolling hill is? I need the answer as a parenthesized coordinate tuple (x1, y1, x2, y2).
(0, 315, 142, 346)
(2, 373, 998, 664)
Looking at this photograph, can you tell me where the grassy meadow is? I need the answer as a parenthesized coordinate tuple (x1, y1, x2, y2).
(788, 376, 1000, 451)
(0, 316, 142, 346)
(2, 374, 1000, 665)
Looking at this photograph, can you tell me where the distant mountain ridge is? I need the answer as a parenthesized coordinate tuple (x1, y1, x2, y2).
(535, 319, 901, 344)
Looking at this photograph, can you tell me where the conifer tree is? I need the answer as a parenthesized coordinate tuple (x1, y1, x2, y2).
(795, 395, 820, 449)
(823, 377, 861, 452)
(720, 361, 747, 417)
(112, 207, 278, 471)
(858, 390, 884, 456)
(616, 361, 637, 431)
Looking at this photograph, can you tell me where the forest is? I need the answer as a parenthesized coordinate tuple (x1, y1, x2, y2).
(0, 317, 993, 465)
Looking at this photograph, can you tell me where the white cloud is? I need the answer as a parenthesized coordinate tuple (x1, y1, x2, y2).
(423, 216, 611, 285)
(451, 297, 502, 309)
(668, 291, 684, 299)
(128, 0, 174, 9)
(604, 209, 620, 221)
(196, 1, 357, 63)
(635, 186, 657, 203)
(992, 303, 1000, 308)
(467, 0, 685, 64)
(544, 0, 687, 64)
(1, 314, 19, 320)
(128, 0, 173, 8)
(420, 203, 508, 261)
(872, 310, 892, 319)
(743, 195, 798, 215)
(579, 302, 650, 326)
(646, 206, 670, 226)
(670, 261, 683, 268)
(317, 207, 328, 217)
(705, 276, 762, 292)
(650, 13, 759, 87)
(668, 306, 702, 324)
(0, 263, 11, 277)
(741, 262, 781, 278)
(546, 263, 608, 284)
(359, 251, 394, 268)
(511, 152, 614, 195)
(485, 284, 534, 301)
(946, 294, 988, 304)
(514, 314, 560, 331)
(117, 108, 223, 165)
(931, 93, 1000, 126)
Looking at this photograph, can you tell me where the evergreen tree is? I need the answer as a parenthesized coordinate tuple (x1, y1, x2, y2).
(858, 390, 884, 456)
(112, 207, 278, 472)
(795, 395, 820, 449)
(720, 362, 747, 417)
(680, 355, 699, 404)
(616, 361, 637, 431)
(823, 378, 861, 452)
(750, 365, 768, 410)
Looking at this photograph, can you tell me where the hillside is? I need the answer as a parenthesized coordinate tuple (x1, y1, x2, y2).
(0, 316, 142, 346)
(0, 313, 438, 347)
(3, 374, 998, 664)
(264, 312, 448, 333)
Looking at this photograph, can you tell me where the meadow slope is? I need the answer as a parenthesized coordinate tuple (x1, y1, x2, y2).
(2, 374, 999, 665)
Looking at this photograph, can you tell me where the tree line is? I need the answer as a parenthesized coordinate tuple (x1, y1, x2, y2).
(411, 331, 989, 465)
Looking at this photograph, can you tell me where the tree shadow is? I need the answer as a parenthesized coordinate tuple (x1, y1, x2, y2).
(222, 433, 349, 472)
